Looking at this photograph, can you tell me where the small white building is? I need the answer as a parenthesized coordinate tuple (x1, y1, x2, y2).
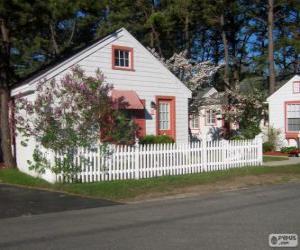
(267, 75, 300, 147)
(11, 27, 191, 182)
(189, 87, 224, 140)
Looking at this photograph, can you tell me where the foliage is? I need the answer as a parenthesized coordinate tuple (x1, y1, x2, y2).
(16, 66, 137, 176)
(263, 126, 282, 151)
(230, 135, 244, 140)
(263, 142, 275, 153)
(139, 135, 174, 145)
(102, 112, 137, 145)
(280, 147, 297, 154)
(27, 147, 50, 175)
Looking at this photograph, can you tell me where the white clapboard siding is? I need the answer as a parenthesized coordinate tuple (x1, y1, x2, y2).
(53, 136, 263, 183)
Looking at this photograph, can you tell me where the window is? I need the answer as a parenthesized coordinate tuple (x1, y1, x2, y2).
(159, 102, 170, 130)
(293, 81, 300, 93)
(286, 104, 300, 132)
(206, 110, 216, 125)
(191, 114, 199, 129)
(112, 45, 133, 70)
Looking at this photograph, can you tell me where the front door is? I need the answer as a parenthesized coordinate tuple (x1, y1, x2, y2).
(156, 96, 176, 139)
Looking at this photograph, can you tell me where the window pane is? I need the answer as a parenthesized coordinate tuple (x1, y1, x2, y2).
(124, 51, 129, 60)
(288, 118, 300, 131)
(125, 59, 129, 67)
(159, 103, 170, 130)
(287, 104, 300, 118)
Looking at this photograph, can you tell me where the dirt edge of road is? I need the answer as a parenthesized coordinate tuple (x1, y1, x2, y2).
(126, 174, 300, 203)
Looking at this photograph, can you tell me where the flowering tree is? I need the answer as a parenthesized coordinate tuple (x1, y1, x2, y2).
(150, 48, 265, 139)
(149, 48, 224, 111)
(15, 66, 137, 176)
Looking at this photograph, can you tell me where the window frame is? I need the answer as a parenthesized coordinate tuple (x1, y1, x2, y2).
(156, 96, 176, 140)
(112, 45, 134, 71)
(190, 114, 199, 129)
(205, 109, 216, 126)
(293, 81, 300, 93)
(285, 101, 300, 134)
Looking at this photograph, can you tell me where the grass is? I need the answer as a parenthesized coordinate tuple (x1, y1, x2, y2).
(263, 155, 289, 162)
(1, 164, 300, 201)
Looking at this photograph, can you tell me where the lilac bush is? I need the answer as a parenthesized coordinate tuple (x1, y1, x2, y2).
(15, 66, 137, 177)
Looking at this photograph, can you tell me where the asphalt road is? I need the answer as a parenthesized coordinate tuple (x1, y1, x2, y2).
(0, 184, 119, 218)
(0, 183, 300, 250)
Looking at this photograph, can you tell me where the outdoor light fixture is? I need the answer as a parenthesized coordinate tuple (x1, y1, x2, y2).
(151, 101, 156, 109)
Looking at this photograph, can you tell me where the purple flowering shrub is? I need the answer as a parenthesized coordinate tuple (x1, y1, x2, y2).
(15, 66, 137, 177)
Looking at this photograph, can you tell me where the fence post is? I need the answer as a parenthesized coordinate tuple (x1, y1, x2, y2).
(135, 144, 140, 179)
(256, 134, 263, 165)
(202, 136, 207, 172)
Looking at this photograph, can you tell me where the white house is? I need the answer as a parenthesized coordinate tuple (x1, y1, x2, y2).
(267, 75, 300, 147)
(11, 27, 191, 182)
(189, 87, 224, 140)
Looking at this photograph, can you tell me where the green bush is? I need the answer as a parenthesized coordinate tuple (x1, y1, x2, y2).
(230, 135, 244, 140)
(263, 142, 275, 153)
(139, 135, 174, 144)
(280, 146, 297, 154)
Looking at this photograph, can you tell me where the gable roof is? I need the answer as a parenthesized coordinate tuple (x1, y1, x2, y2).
(12, 27, 191, 97)
(267, 75, 300, 102)
(13, 28, 123, 90)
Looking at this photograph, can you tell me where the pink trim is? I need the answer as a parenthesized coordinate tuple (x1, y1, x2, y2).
(284, 101, 300, 139)
(293, 81, 300, 94)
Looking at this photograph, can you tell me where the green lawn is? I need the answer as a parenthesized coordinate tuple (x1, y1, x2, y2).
(1, 164, 300, 201)
(263, 155, 289, 162)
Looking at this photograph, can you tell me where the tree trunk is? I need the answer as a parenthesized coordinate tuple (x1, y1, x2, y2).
(220, 14, 230, 88)
(0, 89, 15, 167)
(184, 14, 190, 55)
(49, 22, 59, 56)
(268, 0, 276, 94)
(0, 19, 16, 168)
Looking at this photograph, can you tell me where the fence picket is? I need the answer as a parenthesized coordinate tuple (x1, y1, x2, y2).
(53, 137, 262, 183)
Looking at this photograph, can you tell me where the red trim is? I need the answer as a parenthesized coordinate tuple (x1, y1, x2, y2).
(156, 96, 176, 140)
(284, 101, 300, 139)
(133, 99, 146, 138)
(293, 81, 300, 94)
(112, 45, 134, 71)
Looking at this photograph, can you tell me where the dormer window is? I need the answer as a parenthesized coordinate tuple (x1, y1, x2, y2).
(112, 45, 134, 71)
(293, 81, 300, 93)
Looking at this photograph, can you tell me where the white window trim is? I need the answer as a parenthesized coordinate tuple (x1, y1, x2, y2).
(205, 109, 216, 126)
(190, 114, 199, 129)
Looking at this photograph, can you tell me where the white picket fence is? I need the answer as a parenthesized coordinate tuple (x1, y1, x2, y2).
(52, 136, 263, 183)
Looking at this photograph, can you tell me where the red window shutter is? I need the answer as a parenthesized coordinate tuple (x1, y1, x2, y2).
(133, 99, 146, 138)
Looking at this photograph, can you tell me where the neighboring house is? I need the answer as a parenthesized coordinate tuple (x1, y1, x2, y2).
(189, 87, 224, 140)
(267, 75, 300, 147)
(11, 27, 191, 181)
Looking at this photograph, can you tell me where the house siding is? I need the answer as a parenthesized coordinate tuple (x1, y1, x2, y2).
(267, 75, 300, 147)
(12, 29, 191, 180)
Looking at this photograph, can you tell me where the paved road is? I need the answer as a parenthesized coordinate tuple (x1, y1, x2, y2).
(0, 184, 119, 218)
(0, 183, 300, 250)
